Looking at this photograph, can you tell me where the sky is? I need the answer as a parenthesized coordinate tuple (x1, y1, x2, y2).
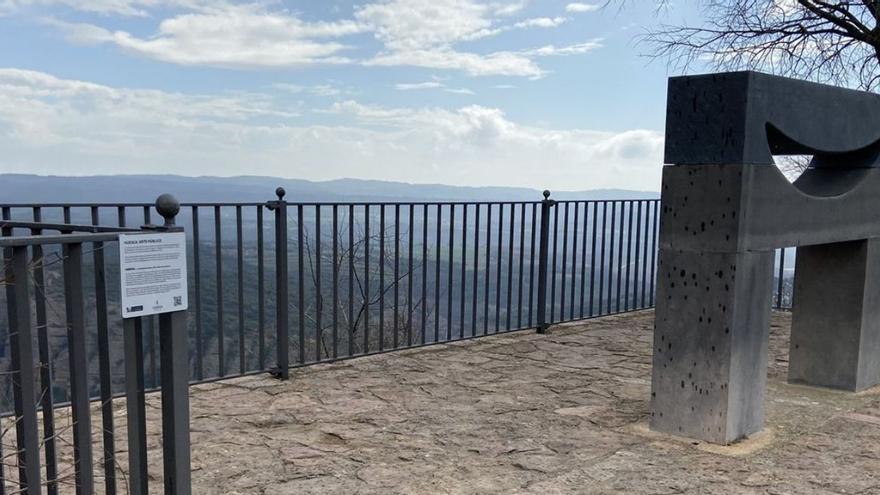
(0, 0, 705, 192)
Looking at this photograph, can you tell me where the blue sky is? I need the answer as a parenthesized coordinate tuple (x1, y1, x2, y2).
(0, 1, 704, 191)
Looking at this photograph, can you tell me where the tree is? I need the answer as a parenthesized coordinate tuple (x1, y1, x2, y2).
(637, 1, 880, 176)
(643, 1, 880, 90)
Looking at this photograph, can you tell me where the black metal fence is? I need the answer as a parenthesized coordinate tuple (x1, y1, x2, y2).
(0, 188, 795, 493)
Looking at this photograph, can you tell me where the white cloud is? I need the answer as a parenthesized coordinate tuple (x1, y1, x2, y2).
(34, 0, 603, 77)
(367, 48, 544, 78)
(0, 69, 663, 190)
(513, 16, 567, 29)
(395, 81, 444, 90)
(51, 4, 366, 68)
(2, 0, 213, 16)
(565, 3, 599, 13)
(444, 88, 475, 95)
(523, 40, 603, 57)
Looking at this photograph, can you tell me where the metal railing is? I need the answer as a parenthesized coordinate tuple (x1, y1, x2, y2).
(0, 197, 191, 494)
(0, 190, 663, 391)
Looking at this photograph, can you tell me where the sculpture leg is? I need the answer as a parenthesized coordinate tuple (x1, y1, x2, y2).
(789, 239, 880, 391)
(650, 248, 775, 444)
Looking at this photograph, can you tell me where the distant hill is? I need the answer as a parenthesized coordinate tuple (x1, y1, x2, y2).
(0, 174, 658, 204)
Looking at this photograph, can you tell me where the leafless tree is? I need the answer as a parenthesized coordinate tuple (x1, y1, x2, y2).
(626, 1, 880, 176)
(641, 1, 880, 91)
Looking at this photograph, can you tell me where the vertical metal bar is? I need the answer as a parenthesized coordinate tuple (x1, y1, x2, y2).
(550, 201, 559, 324)
(484, 204, 492, 336)
(379, 205, 385, 351)
(434, 204, 442, 343)
(579, 202, 589, 318)
(607, 201, 617, 314)
(624, 202, 634, 311)
(124, 317, 148, 495)
(616, 202, 625, 313)
(272, 191, 289, 380)
(214, 205, 224, 376)
(159, 310, 192, 494)
(422, 205, 429, 343)
(236, 205, 245, 373)
(641, 201, 650, 307)
(446, 205, 454, 341)
(536, 193, 553, 333)
(256, 206, 265, 369)
(332, 205, 339, 359)
(316, 206, 323, 361)
(777, 248, 786, 309)
(459, 204, 467, 338)
(363, 205, 370, 353)
(506, 203, 514, 330)
(598, 202, 607, 316)
(528, 204, 537, 327)
(31, 208, 58, 495)
(0, 206, 8, 495)
(560, 202, 569, 322)
(517, 203, 526, 328)
(495, 203, 503, 331)
(348, 205, 355, 356)
(297, 205, 305, 363)
(91, 207, 116, 495)
(589, 202, 598, 317)
(144, 206, 158, 388)
(608, 201, 617, 314)
(394, 205, 401, 347)
(408, 204, 415, 345)
(192, 206, 204, 379)
(63, 242, 95, 494)
(472, 204, 480, 336)
(634, 201, 643, 309)
(570, 202, 579, 321)
(8, 246, 42, 493)
(650, 201, 659, 306)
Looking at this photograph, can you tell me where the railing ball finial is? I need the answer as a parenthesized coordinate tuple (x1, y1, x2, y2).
(542, 189, 551, 200)
(155, 193, 180, 227)
(276, 187, 286, 201)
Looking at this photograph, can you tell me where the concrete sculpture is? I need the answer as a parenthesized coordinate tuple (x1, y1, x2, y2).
(650, 71, 880, 444)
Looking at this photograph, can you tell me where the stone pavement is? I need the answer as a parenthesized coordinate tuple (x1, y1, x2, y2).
(126, 311, 880, 493)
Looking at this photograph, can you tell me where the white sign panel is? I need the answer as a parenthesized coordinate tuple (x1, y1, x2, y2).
(119, 232, 189, 319)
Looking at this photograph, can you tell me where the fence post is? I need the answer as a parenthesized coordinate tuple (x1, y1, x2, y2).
(536, 190, 556, 333)
(150, 194, 192, 495)
(266, 187, 290, 380)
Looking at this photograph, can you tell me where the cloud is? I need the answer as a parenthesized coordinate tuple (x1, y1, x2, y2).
(51, 4, 366, 68)
(513, 16, 567, 29)
(2, 0, 214, 17)
(36, 0, 602, 77)
(0, 69, 663, 190)
(395, 81, 444, 90)
(367, 48, 545, 78)
(565, 3, 599, 13)
(444, 88, 475, 95)
(523, 40, 603, 57)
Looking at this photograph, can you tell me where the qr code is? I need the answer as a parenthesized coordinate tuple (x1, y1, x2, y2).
(174, 296, 183, 306)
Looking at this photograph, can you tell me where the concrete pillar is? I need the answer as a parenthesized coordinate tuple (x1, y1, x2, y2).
(789, 239, 880, 391)
(649, 164, 775, 444)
